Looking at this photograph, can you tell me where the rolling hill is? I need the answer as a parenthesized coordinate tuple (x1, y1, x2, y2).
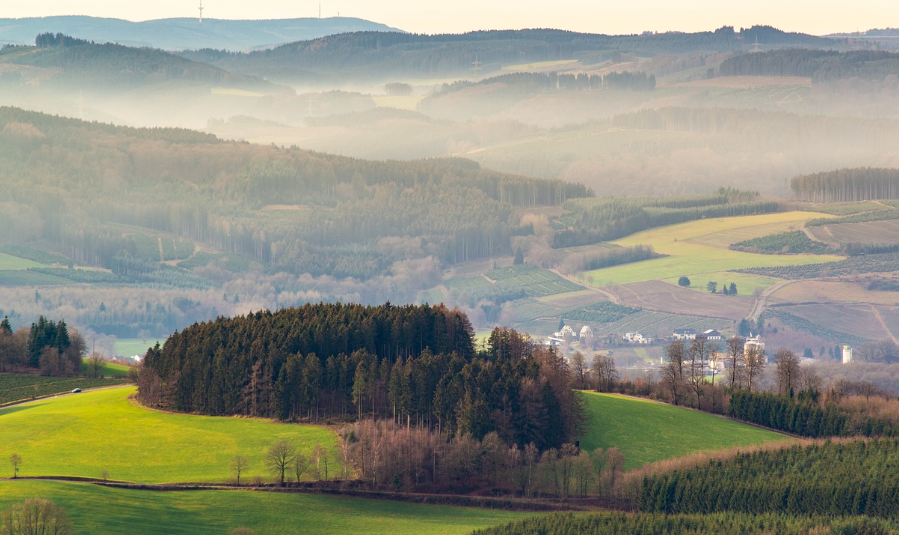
(579, 392, 788, 470)
(0, 387, 338, 483)
(0, 481, 529, 535)
(182, 26, 836, 83)
(0, 16, 402, 52)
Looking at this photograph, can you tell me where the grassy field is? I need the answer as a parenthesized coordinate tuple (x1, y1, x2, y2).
(579, 392, 788, 470)
(0, 270, 71, 286)
(0, 253, 44, 270)
(79, 360, 132, 378)
(0, 387, 339, 483)
(0, 481, 530, 535)
(661, 272, 783, 298)
(810, 219, 899, 245)
(0, 374, 127, 405)
(580, 212, 843, 286)
(114, 338, 163, 358)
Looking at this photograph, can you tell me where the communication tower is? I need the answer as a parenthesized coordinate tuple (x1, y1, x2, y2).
(471, 55, 483, 73)
(199, 0, 204, 23)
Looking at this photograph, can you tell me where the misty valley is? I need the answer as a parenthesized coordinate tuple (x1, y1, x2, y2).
(2, 13, 899, 535)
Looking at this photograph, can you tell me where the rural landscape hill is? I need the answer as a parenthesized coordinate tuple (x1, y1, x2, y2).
(181, 25, 836, 83)
(6, 7, 899, 535)
(0, 16, 403, 51)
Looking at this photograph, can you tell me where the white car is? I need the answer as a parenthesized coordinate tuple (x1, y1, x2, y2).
(71, 388, 82, 393)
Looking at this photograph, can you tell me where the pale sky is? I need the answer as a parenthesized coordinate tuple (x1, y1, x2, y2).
(2, 0, 896, 35)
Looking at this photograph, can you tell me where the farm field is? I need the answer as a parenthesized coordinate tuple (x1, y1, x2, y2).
(80, 360, 132, 377)
(0, 270, 71, 286)
(773, 304, 899, 343)
(614, 280, 752, 321)
(768, 280, 899, 306)
(579, 392, 788, 470)
(580, 212, 843, 286)
(808, 219, 899, 245)
(589, 310, 729, 339)
(0, 253, 43, 270)
(113, 338, 163, 358)
(0, 374, 127, 405)
(661, 273, 783, 298)
(0, 387, 339, 483)
(0, 481, 529, 535)
(676, 75, 812, 88)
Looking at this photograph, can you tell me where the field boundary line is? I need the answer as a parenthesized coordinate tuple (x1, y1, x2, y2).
(0, 384, 132, 411)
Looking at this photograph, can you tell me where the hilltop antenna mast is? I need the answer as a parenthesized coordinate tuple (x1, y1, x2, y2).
(471, 54, 483, 74)
(199, 0, 204, 23)
(750, 35, 762, 53)
(319, 1, 322, 18)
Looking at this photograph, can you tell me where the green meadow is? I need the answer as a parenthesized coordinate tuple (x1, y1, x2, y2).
(0, 481, 530, 535)
(0, 387, 338, 483)
(580, 212, 842, 286)
(579, 392, 788, 470)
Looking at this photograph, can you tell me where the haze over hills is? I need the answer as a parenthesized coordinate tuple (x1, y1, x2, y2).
(182, 25, 837, 83)
(0, 16, 403, 52)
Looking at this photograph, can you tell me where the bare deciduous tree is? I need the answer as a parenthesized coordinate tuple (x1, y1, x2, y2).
(776, 348, 801, 396)
(570, 352, 587, 389)
(86, 353, 105, 378)
(293, 452, 311, 483)
(591, 353, 617, 393)
(744, 344, 766, 392)
(726, 336, 745, 389)
(265, 440, 295, 486)
(9, 454, 21, 479)
(230, 454, 249, 486)
(688, 337, 715, 410)
(662, 341, 685, 404)
(0, 498, 73, 535)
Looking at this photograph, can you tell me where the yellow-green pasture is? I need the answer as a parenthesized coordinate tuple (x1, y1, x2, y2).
(0, 387, 338, 484)
(0, 481, 530, 535)
(580, 212, 843, 286)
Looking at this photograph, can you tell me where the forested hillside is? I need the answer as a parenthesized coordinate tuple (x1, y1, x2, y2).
(0, 107, 588, 336)
(0, 16, 402, 51)
(719, 49, 899, 82)
(138, 305, 585, 450)
(182, 26, 833, 82)
(0, 33, 275, 91)
(791, 168, 899, 202)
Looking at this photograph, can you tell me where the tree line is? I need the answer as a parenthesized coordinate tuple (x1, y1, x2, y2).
(638, 439, 899, 518)
(791, 168, 899, 202)
(0, 315, 85, 376)
(719, 49, 899, 82)
(473, 512, 899, 535)
(553, 190, 776, 248)
(137, 305, 586, 451)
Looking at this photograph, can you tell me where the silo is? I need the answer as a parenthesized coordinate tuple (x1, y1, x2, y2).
(842, 345, 853, 364)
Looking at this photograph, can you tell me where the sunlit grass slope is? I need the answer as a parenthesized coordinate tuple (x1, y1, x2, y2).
(580, 212, 842, 286)
(579, 392, 787, 470)
(0, 387, 338, 483)
(0, 481, 530, 535)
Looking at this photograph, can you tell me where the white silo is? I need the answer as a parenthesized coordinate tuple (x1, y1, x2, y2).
(842, 345, 853, 364)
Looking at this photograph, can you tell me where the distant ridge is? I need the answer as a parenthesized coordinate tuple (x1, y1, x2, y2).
(0, 16, 403, 52)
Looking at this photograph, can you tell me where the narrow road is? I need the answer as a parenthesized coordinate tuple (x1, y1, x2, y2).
(749, 280, 795, 322)
(0, 384, 131, 412)
(549, 269, 621, 304)
(871, 306, 899, 346)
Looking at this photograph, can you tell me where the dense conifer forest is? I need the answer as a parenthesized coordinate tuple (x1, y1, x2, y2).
(791, 168, 899, 202)
(719, 49, 899, 82)
(638, 440, 899, 518)
(138, 304, 586, 449)
(475, 512, 899, 535)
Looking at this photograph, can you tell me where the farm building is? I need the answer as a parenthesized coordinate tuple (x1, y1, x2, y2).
(624, 332, 652, 344)
(701, 329, 724, 341)
(579, 326, 595, 350)
(673, 328, 697, 340)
